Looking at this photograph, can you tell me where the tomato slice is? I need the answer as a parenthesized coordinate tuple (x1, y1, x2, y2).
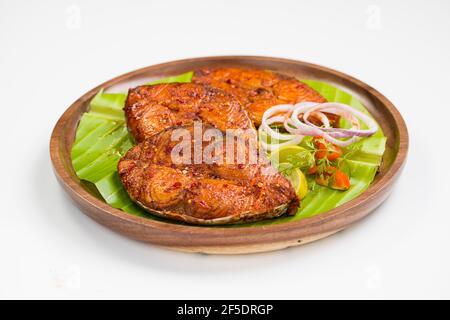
(327, 144, 342, 161)
(313, 137, 342, 161)
(330, 169, 350, 190)
(312, 165, 350, 191)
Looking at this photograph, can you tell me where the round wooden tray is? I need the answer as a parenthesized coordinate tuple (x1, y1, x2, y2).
(50, 56, 408, 254)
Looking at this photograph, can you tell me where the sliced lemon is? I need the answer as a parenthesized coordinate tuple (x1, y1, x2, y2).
(279, 165, 308, 200)
(269, 145, 314, 169)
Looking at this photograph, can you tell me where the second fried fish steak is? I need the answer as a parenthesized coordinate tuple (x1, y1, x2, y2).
(118, 124, 299, 225)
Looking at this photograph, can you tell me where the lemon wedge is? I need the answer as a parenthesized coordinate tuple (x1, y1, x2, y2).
(282, 166, 308, 199)
(269, 145, 312, 200)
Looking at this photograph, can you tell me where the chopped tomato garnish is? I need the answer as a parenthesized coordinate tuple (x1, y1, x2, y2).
(327, 144, 342, 161)
(308, 166, 318, 174)
(313, 137, 342, 161)
(312, 165, 350, 191)
(330, 169, 351, 190)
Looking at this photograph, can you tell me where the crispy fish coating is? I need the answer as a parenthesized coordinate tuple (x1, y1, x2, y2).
(118, 124, 299, 225)
(192, 67, 331, 126)
(121, 78, 301, 224)
(124, 83, 254, 143)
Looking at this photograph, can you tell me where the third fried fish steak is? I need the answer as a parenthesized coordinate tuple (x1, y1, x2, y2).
(192, 67, 331, 126)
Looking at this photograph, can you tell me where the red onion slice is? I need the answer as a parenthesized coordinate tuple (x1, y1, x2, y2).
(303, 103, 378, 137)
(261, 104, 297, 141)
(258, 125, 303, 151)
(259, 101, 378, 152)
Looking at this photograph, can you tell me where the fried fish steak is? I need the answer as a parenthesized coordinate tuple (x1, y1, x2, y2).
(118, 124, 299, 225)
(192, 67, 333, 126)
(124, 83, 254, 143)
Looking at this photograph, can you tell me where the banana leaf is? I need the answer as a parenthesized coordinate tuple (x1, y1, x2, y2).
(146, 71, 193, 85)
(71, 74, 386, 226)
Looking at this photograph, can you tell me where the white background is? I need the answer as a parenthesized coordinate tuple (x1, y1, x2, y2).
(1, 0, 449, 299)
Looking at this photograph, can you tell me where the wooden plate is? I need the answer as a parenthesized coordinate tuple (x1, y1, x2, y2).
(50, 56, 408, 254)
